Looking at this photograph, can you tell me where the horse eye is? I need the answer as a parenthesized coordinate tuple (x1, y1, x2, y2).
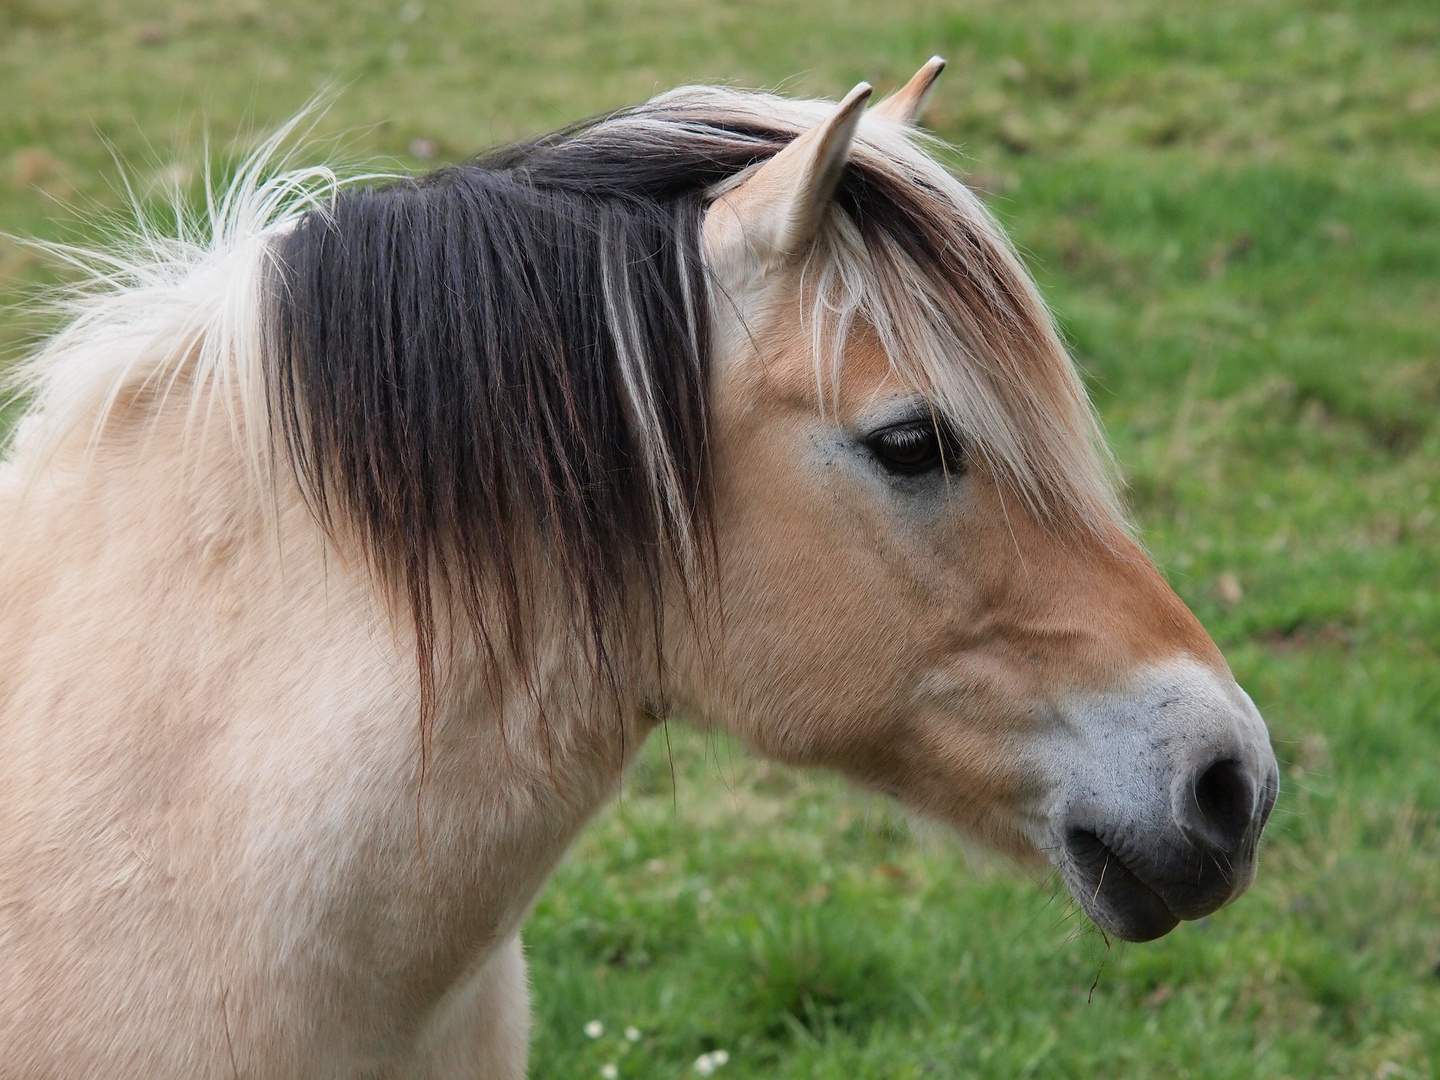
(865, 420, 960, 476)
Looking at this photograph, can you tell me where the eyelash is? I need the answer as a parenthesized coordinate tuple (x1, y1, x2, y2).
(863, 418, 963, 477)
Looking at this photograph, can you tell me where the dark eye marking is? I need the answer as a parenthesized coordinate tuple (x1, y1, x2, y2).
(863, 416, 964, 477)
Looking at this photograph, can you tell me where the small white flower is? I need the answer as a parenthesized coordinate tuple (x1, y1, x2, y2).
(584, 1020, 604, 1039)
(694, 1050, 729, 1075)
(624, 1026, 641, 1042)
(600, 1065, 619, 1080)
(697, 888, 714, 904)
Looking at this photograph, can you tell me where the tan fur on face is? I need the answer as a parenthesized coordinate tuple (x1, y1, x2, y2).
(671, 275, 1227, 855)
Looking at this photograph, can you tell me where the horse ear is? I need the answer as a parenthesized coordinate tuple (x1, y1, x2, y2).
(873, 56, 946, 125)
(705, 81, 872, 268)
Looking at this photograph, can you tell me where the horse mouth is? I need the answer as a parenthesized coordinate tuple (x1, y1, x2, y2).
(1062, 828, 1181, 943)
(1056, 754, 1277, 943)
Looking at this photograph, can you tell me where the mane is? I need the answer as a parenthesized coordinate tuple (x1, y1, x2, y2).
(6, 86, 1124, 711)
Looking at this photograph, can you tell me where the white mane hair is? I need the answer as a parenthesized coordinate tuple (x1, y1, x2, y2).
(5, 118, 338, 484)
(5, 85, 1126, 693)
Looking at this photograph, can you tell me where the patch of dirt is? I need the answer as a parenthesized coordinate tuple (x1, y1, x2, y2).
(1254, 621, 1352, 652)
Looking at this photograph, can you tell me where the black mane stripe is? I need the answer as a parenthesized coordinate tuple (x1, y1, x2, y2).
(262, 106, 780, 707)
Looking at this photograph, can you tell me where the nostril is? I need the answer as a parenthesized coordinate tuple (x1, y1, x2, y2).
(1188, 758, 1256, 852)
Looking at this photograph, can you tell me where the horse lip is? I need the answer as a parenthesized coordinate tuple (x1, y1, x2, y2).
(1063, 828, 1181, 943)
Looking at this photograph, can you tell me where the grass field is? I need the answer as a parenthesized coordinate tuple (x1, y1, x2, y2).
(3, 0, 1438, 1076)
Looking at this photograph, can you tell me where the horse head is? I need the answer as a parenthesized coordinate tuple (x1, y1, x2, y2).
(678, 63, 1278, 942)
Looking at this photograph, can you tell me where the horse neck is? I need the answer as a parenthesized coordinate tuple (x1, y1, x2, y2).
(0, 385, 649, 1031)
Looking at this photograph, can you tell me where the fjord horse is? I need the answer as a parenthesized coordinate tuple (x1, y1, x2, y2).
(0, 61, 1276, 1076)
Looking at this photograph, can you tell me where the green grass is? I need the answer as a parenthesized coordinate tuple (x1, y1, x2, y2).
(3, 0, 1438, 1076)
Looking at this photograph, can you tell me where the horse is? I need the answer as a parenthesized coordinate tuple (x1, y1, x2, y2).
(0, 60, 1277, 1077)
